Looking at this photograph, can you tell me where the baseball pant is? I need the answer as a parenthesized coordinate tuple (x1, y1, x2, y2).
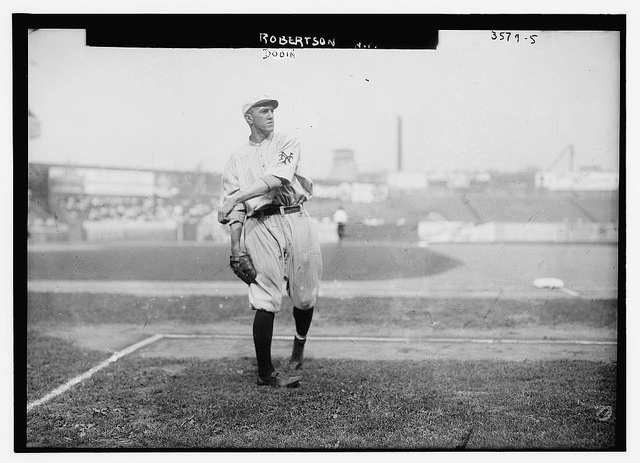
(243, 210, 322, 313)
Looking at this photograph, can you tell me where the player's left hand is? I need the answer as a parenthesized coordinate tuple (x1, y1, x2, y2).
(230, 253, 258, 285)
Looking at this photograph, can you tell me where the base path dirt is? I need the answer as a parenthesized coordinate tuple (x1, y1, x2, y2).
(135, 335, 616, 363)
(40, 322, 616, 364)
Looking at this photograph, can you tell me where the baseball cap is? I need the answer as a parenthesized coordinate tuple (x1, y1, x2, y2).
(242, 96, 279, 115)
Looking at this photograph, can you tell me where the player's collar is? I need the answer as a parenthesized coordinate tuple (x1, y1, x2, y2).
(248, 132, 275, 146)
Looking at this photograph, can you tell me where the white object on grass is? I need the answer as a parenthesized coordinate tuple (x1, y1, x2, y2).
(533, 277, 580, 297)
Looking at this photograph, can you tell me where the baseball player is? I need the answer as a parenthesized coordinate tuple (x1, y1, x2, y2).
(333, 205, 348, 243)
(218, 95, 322, 388)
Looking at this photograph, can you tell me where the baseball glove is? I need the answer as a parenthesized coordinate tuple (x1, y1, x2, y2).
(230, 253, 258, 285)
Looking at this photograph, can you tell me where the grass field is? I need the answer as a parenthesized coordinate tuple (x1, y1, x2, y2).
(25, 331, 617, 450)
(27, 293, 617, 341)
(22, 290, 620, 450)
(22, 242, 623, 450)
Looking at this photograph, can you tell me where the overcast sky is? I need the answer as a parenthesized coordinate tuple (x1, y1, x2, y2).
(27, 28, 620, 178)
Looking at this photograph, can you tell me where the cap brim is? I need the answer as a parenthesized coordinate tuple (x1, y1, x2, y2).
(251, 99, 279, 110)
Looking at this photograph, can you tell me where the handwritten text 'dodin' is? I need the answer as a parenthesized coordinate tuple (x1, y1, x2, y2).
(263, 49, 296, 60)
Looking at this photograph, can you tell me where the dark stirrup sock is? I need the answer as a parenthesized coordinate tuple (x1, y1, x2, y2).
(253, 309, 275, 377)
(293, 306, 314, 338)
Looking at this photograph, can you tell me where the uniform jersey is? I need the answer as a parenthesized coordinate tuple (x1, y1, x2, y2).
(221, 132, 314, 223)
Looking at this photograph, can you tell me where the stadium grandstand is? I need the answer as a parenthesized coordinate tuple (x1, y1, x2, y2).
(28, 163, 224, 243)
(27, 162, 619, 245)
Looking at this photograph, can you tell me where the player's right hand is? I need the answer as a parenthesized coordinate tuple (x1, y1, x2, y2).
(218, 198, 236, 224)
(218, 212, 230, 224)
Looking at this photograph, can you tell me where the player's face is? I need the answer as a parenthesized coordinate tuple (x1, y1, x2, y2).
(248, 105, 275, 134)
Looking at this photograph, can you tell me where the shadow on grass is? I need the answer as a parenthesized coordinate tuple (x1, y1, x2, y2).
(28, 243, 464, 281)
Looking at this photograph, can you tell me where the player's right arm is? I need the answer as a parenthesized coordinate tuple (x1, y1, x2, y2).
(219, 156, 247, 225)
(219, 174, 282, 221)
(221, 157, 249, 259)
(229, 222, 244, 256)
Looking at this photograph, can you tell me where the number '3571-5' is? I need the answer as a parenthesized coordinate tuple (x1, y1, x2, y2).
(491, 31, 538, 44)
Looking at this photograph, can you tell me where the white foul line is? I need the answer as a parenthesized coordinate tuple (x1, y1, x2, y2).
(26, 334, 164, 413)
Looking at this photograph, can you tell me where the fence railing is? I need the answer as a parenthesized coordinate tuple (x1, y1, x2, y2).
(83, 220, 179, 242)
(31, 218, 618, 245)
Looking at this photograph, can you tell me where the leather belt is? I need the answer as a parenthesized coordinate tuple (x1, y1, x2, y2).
(250, 204, 302, 219)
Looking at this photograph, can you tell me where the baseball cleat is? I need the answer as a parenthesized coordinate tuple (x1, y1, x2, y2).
(288, 337, 306, 371)
(256, 371, 301, 388)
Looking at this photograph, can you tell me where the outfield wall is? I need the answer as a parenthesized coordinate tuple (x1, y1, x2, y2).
(418, 221, 618, 243)
(79, 218, 616, 244)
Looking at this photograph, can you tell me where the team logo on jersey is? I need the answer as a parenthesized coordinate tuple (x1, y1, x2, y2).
(278, 151, 294, 164)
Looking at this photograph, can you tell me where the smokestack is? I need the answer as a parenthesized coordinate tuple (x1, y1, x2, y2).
(397, 116, 402, 172)
(569, 144, 574, 172)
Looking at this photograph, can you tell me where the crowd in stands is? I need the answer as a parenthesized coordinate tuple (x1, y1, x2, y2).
(54, 193, 218, 225)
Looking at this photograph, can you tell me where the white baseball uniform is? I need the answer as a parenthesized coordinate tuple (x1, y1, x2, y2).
(221, 132, 322, 313)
